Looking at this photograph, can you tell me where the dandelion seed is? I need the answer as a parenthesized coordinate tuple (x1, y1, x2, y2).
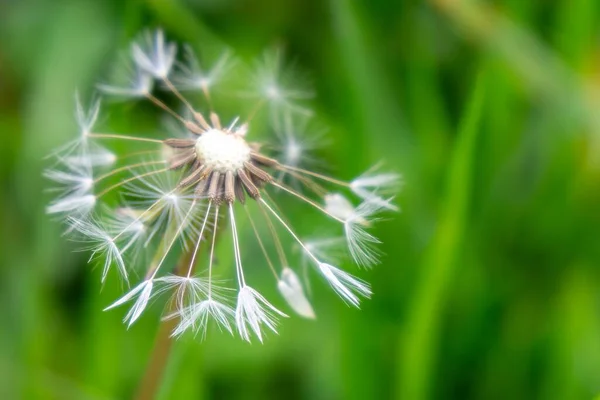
(171, 298, 235, 339)
(49, 95, 116, 169)
(45, 161, 94, 197)
(318, 263, 371, 307)
(106, 208, 149, 256)
(277, 268, 315, 319)
(350, 165, 402, 211)
(325, 194, 387, 268)
(132, 29, 177, 79)
(98, 65, 154, 98)
(158, 275, 210, 311)
(48, 194, 96, 217)
(236, 286, 288, 343)
(246, 49, 314, 118)
(324, 193, 359, 221)
(76, 92, 101, 136)
(67, 216, 127, 282)
(104, 279, 155, 326)
(171, 45, 235, 92)
(46, 28, 398, 341)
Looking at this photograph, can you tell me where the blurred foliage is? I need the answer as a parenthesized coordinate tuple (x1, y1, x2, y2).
(2, 0, 600, 399)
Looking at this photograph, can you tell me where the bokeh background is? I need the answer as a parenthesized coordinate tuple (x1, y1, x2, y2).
(2, 0, 600, 399)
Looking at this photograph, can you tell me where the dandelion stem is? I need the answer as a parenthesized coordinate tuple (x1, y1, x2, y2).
(208, 206, 220, 296)
(162, 77, 196, 113)
(246, 99, 266, 122)
(229, 204, 246, 287)
(111, 189, 176, 242)
(93, 160, 167, 183)
(119, 149, 163, 161)
(244, 205, 279, 279)
(145, 200, 198, 280)
(186, 201, 213, 278)
(276, 164, 350, 188)
(88, 133, 164, 144)
(96, 167, 171, 198)
(145, 92, 187, 123)
(201, 84, 213, 109)
(257, 197, 289, 267)
(279, 169, 328, 196)
(270, 181, 345, 223)
(259, 198, 320, 265)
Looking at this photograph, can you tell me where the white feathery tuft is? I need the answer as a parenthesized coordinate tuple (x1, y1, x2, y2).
(75, 92, 101, 137)
(324, 193, 359, 221)
(48, 95, 115, 168)
(350, 165, 402, 211)
(277, 268, 315, 319)
(105, 208, 149, 256)
(66, 146, 116, 168)
(171, 299, 235, 339)
(132, 29, 177, 79)
(157, 275, 210, 312)
(171, 45, 235, 91)
(247, 49, 314, 118)
(67, 216, 127, 282)
(104, 279, 154, 327)
(325, 194, 386, 268)
(304, 237, 346, 263)
(235, 286, 288, 343)
(123, 167, 200, 247)
(98, 65, 154, 98)
(273, 112, 325, 190)
(47, 194, 96, 217)
(345, 199, 389, 268)
(45, 160, 94, 197)
(317, 263, 371, 307)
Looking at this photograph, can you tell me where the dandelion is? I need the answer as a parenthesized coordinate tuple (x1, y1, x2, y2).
(46, 28, 399, 342)
(131, 29, 177, 79)
(244, 49, 314, 118)
(171, 45, 236, 96)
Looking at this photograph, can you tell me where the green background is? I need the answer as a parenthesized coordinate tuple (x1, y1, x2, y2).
(2, 0, 600, 399)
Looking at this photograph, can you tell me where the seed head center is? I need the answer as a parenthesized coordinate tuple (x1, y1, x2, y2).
(195, 129, 251, 173)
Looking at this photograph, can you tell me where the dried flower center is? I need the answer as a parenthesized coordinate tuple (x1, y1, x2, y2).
(163, 121, 279, 204)
(195, 129, 251, 173)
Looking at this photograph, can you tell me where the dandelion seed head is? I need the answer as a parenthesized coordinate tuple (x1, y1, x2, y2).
(46, 28, 399, 341)
(194, 128, 251, 173)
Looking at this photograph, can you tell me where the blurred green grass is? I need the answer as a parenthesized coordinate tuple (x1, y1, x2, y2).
(2, 0, 600, 399)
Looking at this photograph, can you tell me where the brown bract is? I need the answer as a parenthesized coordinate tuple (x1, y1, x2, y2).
(164, 113, 279, 205)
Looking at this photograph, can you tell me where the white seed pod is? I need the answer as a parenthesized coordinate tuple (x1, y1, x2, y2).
(277, 267, 316, 319)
